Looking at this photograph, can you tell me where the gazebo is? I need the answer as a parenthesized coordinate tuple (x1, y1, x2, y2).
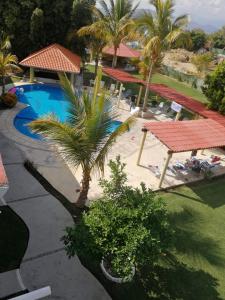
(103, 43, 140, 67)
(20, 43, 81, 85)
(102, 67, 144, 106)
(103, 43, 141, 58)
(137, 119, 225, 188)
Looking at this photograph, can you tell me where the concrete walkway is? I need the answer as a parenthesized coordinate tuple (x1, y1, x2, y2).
(0, 133, 110, 299)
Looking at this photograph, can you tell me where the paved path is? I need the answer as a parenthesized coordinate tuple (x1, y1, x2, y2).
(0, 133, 110, 299)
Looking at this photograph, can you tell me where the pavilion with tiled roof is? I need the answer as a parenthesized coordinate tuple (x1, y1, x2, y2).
(20, 43, 81, 83)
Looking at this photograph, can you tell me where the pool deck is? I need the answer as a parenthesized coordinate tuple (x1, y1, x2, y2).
(1, 82, 225, 205)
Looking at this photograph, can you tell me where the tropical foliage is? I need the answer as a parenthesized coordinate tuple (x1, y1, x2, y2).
(29, 70, 134, 207)
(202, 61, 225, 114)
(63, 156, 173, 278)
(191, 52, 214, 76)
(0, 52, 21, 95)
(210, 26, 225, 49)
(189, 29, 207, 52)
(135, 0, 190, 110)
(0, 0, 94, 58)
(78, 0, 138, 67)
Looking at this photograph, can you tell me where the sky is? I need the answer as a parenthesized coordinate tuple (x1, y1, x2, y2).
(137, 0, 225, 31)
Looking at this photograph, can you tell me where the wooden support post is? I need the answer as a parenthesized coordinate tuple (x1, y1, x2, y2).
(194, 113, 199, 120)
(136, 85, 143, 106)
(30, 68, 34, 83)
(117, 83, 123, 108)
(137, 128, 148, 165)
(175, 109, 182, 121)
(115, 81, 119, 91)
(158, 151, 173, 189)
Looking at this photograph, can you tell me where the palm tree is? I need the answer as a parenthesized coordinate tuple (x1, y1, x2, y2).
(0, 53, 21, 95)
(78, 21, 107, 76)
(29, 71, 134, 208)
(78, 0, 138, 68)
(135, 0, 190, 111)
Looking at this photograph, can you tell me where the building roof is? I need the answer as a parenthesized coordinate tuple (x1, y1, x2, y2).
(144, 119, 225, 153)
(103, 67, 143, 84)
(20, 44, 81, 73)
(0, 155, 8, 187)
(147, 83, 225, 127)
(103, 43, 141, 58)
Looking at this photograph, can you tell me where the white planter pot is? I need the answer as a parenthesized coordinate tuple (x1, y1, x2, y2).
(100, 259, 135, 283)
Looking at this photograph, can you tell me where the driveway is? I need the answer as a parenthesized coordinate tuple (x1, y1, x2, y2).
(0, 133, 110, 300)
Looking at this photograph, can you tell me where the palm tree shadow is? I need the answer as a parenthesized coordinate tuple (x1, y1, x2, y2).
(169, 206, 225, 268)
(139, 259, 222, 300)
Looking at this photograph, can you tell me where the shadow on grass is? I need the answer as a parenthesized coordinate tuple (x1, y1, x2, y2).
(169, 206, 225, 268)
(139, 259, 222, 300)
(165, 177, 225, 209)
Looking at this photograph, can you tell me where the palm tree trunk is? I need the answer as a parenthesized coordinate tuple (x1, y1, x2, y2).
(142, 61, 154, 112)
(76, 170, 91, 208)
(94, 55, 99, 77)
(112, 46, 118, 68)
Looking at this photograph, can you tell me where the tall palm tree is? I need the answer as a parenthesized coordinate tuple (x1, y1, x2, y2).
(135, 0, 190, 111)
(78, 0, 138, 68)
(78, 21, 107, 76)
(0, 53, 21, 95)
(29, 71, 134, 208)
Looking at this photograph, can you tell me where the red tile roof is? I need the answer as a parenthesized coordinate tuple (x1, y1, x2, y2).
(0, 155, 8, 187)
(103, 67, 143, 83)
(103, 43, 140, 58)
(20, 44, 81, 73)
(148, 83, 225, 127)
(144, 119, 225, 153)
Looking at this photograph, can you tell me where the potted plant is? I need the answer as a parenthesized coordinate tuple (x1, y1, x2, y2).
(63, 156, 173, 282)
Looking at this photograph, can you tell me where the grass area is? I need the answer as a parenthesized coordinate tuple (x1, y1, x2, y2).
(79, 177, 225, 300)
(151, 73, 208, 104)
(85, 64, 208, 104)
(0, 206, 29, 272)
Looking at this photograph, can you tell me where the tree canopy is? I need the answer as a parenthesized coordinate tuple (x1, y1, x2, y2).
(202, 61, 225, 114)
(0, 0, 95, 59)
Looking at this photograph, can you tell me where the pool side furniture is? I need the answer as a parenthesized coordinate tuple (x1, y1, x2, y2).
(0, 154, 8, 205)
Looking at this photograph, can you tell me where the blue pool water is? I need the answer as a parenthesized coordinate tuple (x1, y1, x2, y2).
(14, 84, 122, 140)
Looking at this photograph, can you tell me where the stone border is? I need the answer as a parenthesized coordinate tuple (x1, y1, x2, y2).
(0, 83, 53, 152)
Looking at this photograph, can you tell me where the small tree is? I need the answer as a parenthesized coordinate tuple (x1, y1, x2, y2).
(202, 61, 225, 114)
(63, 156, 173, 278)
(190, 29, 207, 52)
(191, 52, 213, 77)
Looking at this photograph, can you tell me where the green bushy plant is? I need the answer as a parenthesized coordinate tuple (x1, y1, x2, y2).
(63, 156, 173, 278)
(202, 61, 225, 114)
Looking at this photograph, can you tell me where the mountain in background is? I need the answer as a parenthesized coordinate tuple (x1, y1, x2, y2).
(188, 21, 219, 33)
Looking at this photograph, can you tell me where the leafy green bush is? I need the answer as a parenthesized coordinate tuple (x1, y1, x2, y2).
(63, 156, 173, 278)
(0, 92, 18, 108)
(202, 61, 225, 114)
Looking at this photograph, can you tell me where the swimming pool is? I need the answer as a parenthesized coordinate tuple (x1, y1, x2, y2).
(13, 84, 122, 140)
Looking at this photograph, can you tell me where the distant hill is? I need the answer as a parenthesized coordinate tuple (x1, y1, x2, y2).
(188, 21, 219, 33)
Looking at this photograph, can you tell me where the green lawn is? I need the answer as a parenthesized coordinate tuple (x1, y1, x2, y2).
(85, 64, 208, 104)
(151, 73, 208, 104)
(0, 206, 29, 272)
(80, 177, 225, 300)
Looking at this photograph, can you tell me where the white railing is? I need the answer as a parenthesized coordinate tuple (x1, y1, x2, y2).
(9, 287, 51, 300)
